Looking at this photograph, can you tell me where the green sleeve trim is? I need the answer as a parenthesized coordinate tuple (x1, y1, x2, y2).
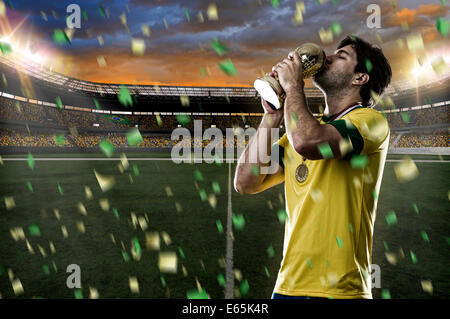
(271, 143, 284, 170)
(328, 119, 364, 160)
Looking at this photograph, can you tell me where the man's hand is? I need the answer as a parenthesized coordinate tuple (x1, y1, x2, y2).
(272, 51, 305, 94)
(261, 72, 285, 116)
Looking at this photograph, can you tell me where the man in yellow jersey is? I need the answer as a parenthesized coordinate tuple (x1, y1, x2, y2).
(234, 35, 392, 299)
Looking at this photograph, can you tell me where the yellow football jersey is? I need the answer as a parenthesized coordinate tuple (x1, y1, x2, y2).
(272, 107, 390, 299)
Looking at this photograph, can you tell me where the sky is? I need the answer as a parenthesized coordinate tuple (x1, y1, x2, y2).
(0, 0, 448, 87)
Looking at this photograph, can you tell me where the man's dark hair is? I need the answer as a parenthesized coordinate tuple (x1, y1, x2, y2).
(337, 35, 392, 107)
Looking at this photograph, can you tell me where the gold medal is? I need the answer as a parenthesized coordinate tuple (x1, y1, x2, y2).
(295, 161, 308, 183)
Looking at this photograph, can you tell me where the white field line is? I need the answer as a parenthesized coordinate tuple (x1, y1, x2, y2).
(225, 162, 234, 299)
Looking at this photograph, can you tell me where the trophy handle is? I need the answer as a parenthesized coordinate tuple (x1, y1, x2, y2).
(254, 75, 285, 110)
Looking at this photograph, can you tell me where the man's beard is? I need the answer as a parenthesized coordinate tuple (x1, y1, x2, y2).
(313, 67, 353, 94)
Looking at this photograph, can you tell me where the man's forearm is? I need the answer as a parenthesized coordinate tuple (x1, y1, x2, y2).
(234, 113, 283, 192)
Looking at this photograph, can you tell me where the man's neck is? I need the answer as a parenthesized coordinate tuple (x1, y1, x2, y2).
(323, 90, 362, 116)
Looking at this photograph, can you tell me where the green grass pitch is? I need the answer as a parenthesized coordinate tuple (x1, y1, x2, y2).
(0, 152, 449, 299)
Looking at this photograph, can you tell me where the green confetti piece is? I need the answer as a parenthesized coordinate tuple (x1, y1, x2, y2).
(199, 67, 208, 76)
(42, 265, 50, 275)
(239, 279, 249, 296)
(26, 181, 33, 192)
(217, 273, 225, 287)
(52, 261, 58, 272)
(330, 21, 342, 36)
(383, 241, 389, 251)
(176, 114, 191, 125)
(57, 183, 64, 195)
(216, 220, 223, 233)
(160, 276, 166, 287)
(412, 203, 419, 214)
(267, 245, 275, 258)
(54, 134, 66, 146)
(277, 209, 288, 224)
(121, 251, 130, 262)
(27, 153, 35, 170)
(185, 9, 190, 22)
(400, 111, 410, 123)
(381, 289, 391, 299)
(232, 213, 245, 230)
(212, 181, 221, 194)
(350, 154, 368, 169)
(29, 224, 41, 236)
(348, 223, 354, 233)
(55, 96, 63, 111)
(420, 230, 429, 243)
(385, 210, 397, 226)
(126, 128, 143, 146)
(335, 236, 344, 248)
(318, 142, 333, 159)
(133, 237, 141, 256)
(99, 139, 115, 157)
(132, 164, 140, 176)
(264, 266, 270, 278)
(178, 247, 185, 259)
(0, 41, 12, 55)
(306, 258, 313, 268)
(410, 250, 418, 264)
(444, 236, 450, 246)
(251, 165, 259, 176)
(271, 0, 280, 8)
(331, 0, 339, 5)
(155, 115, 162, 127)
(211, 38, 228, 56)
(365, 58, 373, 73)
(118, 85, 133, 107)
(112, 208, 119, 219)
(436, 17, 449, 37)
(372, 189, 378, 200)
(187, 288, 208, 299)
(218, 59, 237, 76)
(93, 98, 100, 110)
(74, 289, 83, 299)
(292, 112, 299, 123)
(199, 189, 207, 201)
(53, 29, 71, 44)
(194, 170, 204, 181)
(99, 6, 106, 18)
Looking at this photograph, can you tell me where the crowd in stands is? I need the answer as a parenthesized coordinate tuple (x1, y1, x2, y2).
(0, 128, 73, 147)
(395, 130, 449, 148)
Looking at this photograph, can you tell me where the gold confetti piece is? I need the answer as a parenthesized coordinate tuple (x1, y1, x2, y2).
(165, 186, 173, 197)
(267, 200, 273, 210)
(120, 153, 129, 170)
(97, 55, 107, 67)
(130, 212, 138, 229)
(12, 279, 24, 296)
(207, 3, 218, 20)
(49, 241, 56, 254)
(131, 38, 145, 55)
(77, 202, 87, 216)
(406, 34, 424, 52)
(110, 233, 116, 244)
(10, 227, 25, 241)
(138, 216, 148, 231)
(61, 225, 68, 238)
(158, 252, 178, 273)
(97, 35, 104, 46)
(118, 163, 125, 174)
(129, 276, 139, 294)
(120, 12, 127, 25)
(64, 28, 75, 41)
(145, 232, 160, 250)
(318, 27, 333, 44)
(0, 155, 3, 165)
(76, 221, 85, 233)
(292, 1, 305, 25)
(53, 208, 61, 220)
(26, 239, 34, 254)
(394, 156, 419, 182)
(180, 94, 190, 106)
(182, 265, 188, 277)
(175, 202, 182, 212)
(84, 186, 93, 200)
(197, 11, 204, 23)
(327, 273, 338, 288)
(208, 194, 217, 208)
(0, 1, 6, 17)
(94, 169, 115, 192)
(99, 198, 110, 211)
(353, 176, 361, 189)
(37, 244, 46, 257)
(339, 137, 353, 157)
(142, 24, 151, 37)
(89, 287, 99, 299)
(421, 280, 433, 295)
(310, 188, 323, 203)
(163, 18, 168, 29)
(431, 56, 448, 75)
(4, 196, 15, 210)
(7, 269, 14, 281)
(385, 252, 397, 265)
(161, 231, 172, 246)
(234, 269, 242, 282)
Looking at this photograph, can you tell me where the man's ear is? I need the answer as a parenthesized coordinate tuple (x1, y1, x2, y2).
(352, 73, 369, 86)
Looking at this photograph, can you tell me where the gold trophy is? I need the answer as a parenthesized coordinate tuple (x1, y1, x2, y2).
(254, 43, 326, 110)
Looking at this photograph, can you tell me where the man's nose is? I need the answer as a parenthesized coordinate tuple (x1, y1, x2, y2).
(325, 54, 335, 65)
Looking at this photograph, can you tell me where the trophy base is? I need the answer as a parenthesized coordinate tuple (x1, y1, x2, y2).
(254, 76, 285, 110)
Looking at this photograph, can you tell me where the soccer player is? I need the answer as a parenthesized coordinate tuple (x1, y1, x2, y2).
(234, 36, 392, 299)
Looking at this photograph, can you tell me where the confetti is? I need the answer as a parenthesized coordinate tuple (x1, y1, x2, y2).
(141, 24, 150, 37)
(84, 186, 93, 200)
(400, 111, 410, 123)
(318, 142, 333, 159)
(118, 85, 133, 107)
(159, 252, 177, 273)
(132, 237, 142, 260)
(180, 94, 190, 106)
(216, 220, 223, 233)
(335, 236, 344, 248)
(385, 252, 397, 265)
(193, 170, 204, 181)
(4, 196, 15, 210)
(99, 198, 110, 211)
(406, 34, 424, 52)
(306, 258, 313, 268)
(271, 0, 280, 8)
(251, 165, 259, 176)
(318, 27, 333, 44)
(431, 56, 448, 75)
(0, 1, 5, 17)
(207, 3, 218, 20)
(10, 227, 25, 241)
(292, 1, 305, 25)
(267, 245, 275, 258)
(277, 209, 288, 224)
(126, 128, 143, 146)
(218, 59, 237, 76)
(12, 278, 24, 296)
(57, 183, 64, 195)
(132, 164, 140, 176)
(94, 169, 115, 192)
(53, 29, 71, 44)
(211, 38, 228, 56)
(264, 266, 270, 277)
(89, 287, 99, 299)
(145, 232, 160, 250)
(187, 288, 208, 299)
(77, 202, 87, 216)
(131, 38, 145, 55)
(394, 156, 419, 182)
(350, 154, 368, 169)
(310, 188, 323, 203)
(381, 289, 391, 299)
(29, 224, 41, 236)
(232, 213, 245, 230)
(421, 280, 433, 295)
(436, 17, 449, 37)
(385, 210, 397, 226)
(61, 225, 68, 238)
(410, 250, 418, 264)
(217, 273, 226, 287)
(27, 153, 35, 170)
(412, 203, 419, 214)
(185, 9, 190, 22)
(420, 230, 430, 243)
(176, 114, 191, 125)
(54, 134, 66, 146)
(239, 279, 249, 296)
(330, 21, 342, 36)
(129, 277, 139, 294)
(99, 139, 114, 157)
(96, 55, 107, 67)
(365, 58, 373, 73)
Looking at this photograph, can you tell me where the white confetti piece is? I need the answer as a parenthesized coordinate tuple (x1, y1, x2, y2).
(158, 252, 177, 273)
(4, 196, 15, 210)
(394, 156, 419, 182)
(77, 202, 87, 216)
(129, 276, 139, 294)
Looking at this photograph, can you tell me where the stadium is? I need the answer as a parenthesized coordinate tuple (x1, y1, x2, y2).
(0, 0, 449, 302)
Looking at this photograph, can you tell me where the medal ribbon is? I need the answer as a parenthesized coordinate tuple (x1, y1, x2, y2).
(327, 102, 362, 122)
